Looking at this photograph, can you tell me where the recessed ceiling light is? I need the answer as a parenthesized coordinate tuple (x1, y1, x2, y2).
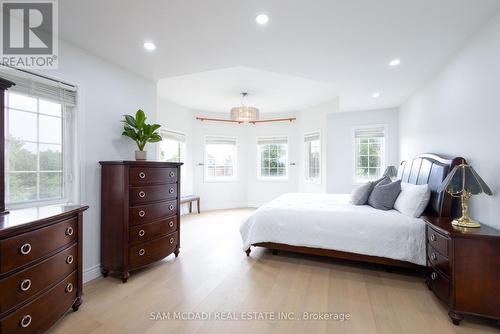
(143, 42, 156, 51)
(372, 92, 381, 98)
(389, 59, 401, 67)
(256, 14, 269, 25)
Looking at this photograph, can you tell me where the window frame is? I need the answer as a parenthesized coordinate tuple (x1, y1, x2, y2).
(4, 91, 76, 209)
(256, 135, 289, 181)
(204, 135, 238, 183)
(158, 129, 186, 163)
(352, 124, 388, 184)
(304, 130, 321, 184)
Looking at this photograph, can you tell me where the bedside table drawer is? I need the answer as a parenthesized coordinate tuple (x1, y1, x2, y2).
(427, 267, 450, 304)
(427, 244, 450, 277)
(427, 226, 449, 257)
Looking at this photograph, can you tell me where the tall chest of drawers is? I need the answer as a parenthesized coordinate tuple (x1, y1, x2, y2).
(424, 216, 500, 326)
(0, 205, 88, 333)
(99, 161, 182, 283)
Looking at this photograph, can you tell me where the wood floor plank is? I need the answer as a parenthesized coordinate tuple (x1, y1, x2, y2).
(50, 208, 497, 334)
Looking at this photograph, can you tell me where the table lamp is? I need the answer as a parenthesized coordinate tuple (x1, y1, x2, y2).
(383, 166, 398, 180)
(437, 164, 492, 228)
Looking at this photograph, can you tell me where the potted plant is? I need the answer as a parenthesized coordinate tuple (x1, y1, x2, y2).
(122, 109, 162, 160)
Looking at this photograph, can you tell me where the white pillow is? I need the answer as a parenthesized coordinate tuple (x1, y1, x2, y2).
(394, 182, 431, 218)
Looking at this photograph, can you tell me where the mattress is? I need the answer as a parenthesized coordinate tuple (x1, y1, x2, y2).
(240, 193, 426, 265)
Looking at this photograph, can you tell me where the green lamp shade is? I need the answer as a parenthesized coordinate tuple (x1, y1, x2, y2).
(438, 164, 492, 195)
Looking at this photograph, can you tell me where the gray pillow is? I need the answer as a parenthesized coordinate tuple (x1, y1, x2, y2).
(351, 182, 372, 205)
(368, 179, 402, 210)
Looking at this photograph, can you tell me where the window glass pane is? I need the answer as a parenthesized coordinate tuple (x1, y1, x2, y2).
(40, 172, 63, 199)
(205, 138, 237, 179)
(39, 99, 62, 117)
(8, 109, 37, 142)
(40, 144, 62, 171)
(8, 92, 36, 111)
(258, 140, 288, 178)
(8, 172, 37, 202)
(7, 140, 37, 171)
(39, 115, 62, 144)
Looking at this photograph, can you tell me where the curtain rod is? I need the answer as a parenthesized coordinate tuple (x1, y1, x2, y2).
(196, 117, 296, 124)
(0, 64, 77, 89)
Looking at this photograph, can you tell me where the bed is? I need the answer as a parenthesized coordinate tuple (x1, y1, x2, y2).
(240, 154, 464, 269)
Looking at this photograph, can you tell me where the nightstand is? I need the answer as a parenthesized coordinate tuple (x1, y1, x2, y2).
(423, 216, 500, 326)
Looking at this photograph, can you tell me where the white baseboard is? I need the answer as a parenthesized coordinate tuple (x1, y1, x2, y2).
(83, 264, 102, 283)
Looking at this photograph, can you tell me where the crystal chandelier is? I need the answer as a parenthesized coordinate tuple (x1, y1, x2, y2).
(230, 92, 259, 122)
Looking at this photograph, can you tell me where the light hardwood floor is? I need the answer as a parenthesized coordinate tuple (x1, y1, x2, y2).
(52, 209, 498, 334)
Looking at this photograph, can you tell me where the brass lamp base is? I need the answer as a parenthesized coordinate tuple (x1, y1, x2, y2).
(452, 216, 481, 228)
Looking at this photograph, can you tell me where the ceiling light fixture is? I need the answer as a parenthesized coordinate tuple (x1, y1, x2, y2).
(372, 92, 381, 98)
(389, 59, 401, 67)
(230, 92, 260, 122)
(143, 41, 156, 51)
(256, 14, 269, 25)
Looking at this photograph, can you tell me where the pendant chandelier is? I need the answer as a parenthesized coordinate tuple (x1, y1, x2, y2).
(230, 92, 259, 122)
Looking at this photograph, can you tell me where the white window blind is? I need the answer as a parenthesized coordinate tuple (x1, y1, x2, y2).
(0, 68, 77, 106)
(304, 132, 320, 142)
(206, 136, 237, 146)
(257, 136, 288, 145)
(162, 130, 186, 143)
(354, 127, 385, 138)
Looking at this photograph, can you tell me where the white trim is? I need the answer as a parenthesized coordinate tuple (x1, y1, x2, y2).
(203, 135, 238, 183)
(304, 129, 321, 184)
(256, 135, 289, 181)
(83, 264, 102, 283)
(352, 124, 388, 184)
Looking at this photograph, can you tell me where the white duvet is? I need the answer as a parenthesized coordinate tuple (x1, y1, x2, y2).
(240, 193, 426, 265)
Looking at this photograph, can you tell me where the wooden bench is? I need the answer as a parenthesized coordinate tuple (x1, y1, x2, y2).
(180, 195, 200, 214)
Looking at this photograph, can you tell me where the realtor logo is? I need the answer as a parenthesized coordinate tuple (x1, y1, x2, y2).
(1, 0, 58, 68)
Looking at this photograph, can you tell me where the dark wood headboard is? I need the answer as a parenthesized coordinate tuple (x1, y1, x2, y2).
(397, 154, 465, 217)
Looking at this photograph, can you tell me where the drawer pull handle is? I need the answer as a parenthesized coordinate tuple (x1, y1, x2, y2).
(20, 243, 31, 255)
(169, 237, 174, 244)
(139, 171, 146, 179)
(139, 191, 146, 198)
(430, 234, 436, 242)
(66, 255, 74, 264)
(139, 229, 145, 237)
(20, 279, 32, 292)
(139, 249, 145, 256)
(139, 210, 146, 217)
(431, 272, 437, 280)
(169, 204, 174, 211)
(430, 253, 437, 261)
(169, 221, 174, 228)
(66, 226, 74, 236)
(20, 315, 32, 328)
(169, 171, 175, 177)
(169, 188, 174, 194)
(65, 283, 74, 293)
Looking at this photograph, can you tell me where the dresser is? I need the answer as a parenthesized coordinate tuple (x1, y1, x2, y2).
(424, 216, 500, 326)
(0, 205, 88, 333)
(100, 161, 182, 283)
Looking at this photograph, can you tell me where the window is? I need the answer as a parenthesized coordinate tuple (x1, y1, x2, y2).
(205, 136, 237, 181)
(5, 91, 74, 206)
(354, 126, 386, 182)
(304, 131, 320, 183)
(159, 130, 185, 163)
(257, 136, 288, 179)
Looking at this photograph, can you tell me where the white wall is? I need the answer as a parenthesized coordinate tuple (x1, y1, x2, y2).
(46, 41, 157, 282)
(327, 108, 399, 193)
(192, 111, 249, 210)
(246, 112, 300, 207)
(399, 12, 500, 230)
(298, 98, 339, 193)
(156, 97, 194, 196)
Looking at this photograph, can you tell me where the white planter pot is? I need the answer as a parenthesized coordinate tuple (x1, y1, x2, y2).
(135, 150, 147, 160)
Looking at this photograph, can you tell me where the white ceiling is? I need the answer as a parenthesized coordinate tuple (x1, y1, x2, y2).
(60, 0, 500, 112)
(157, 67, 337, 113)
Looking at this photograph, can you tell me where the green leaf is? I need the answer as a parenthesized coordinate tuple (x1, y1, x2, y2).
(135, 109, 146, 129)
